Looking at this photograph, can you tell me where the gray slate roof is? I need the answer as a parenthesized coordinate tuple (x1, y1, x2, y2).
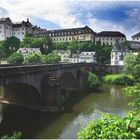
(96, 31, 126, 37)
(132, 32, 140, 38)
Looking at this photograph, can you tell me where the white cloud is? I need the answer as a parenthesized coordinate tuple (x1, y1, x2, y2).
(0, 0, 140, 40)
(0, 0, 83, 28)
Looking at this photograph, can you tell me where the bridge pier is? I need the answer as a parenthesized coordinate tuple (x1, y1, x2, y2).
(77, 69, 89, 91)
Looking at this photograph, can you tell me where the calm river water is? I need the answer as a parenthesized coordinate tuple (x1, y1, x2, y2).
(0, 84, 131, 139)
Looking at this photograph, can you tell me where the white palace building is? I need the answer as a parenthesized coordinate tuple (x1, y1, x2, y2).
(0, 17, 45, 41)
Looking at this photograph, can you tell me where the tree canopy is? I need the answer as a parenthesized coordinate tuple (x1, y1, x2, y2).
(124, 53, 140, 81)
(7, 52, 24, 64)
(20, 35, 54, 55)
(0, 37, 20, 57)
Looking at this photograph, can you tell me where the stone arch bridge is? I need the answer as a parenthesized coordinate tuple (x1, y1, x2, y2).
(0, 63, 121, 111)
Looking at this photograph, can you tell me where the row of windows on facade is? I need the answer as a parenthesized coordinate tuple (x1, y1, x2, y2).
(49, 30, 90, 36)
(97, 38, 125, 41)
(133, 37, 140, 40)
(0, 26, 26, 31)
(0, 32, 25, 35)
(52, 35, 89, 41)
(19, 50, 36, 53)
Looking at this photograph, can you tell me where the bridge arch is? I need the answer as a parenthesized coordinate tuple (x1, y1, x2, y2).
(59, 72, 77, 89)
(3, 82, 41, 105)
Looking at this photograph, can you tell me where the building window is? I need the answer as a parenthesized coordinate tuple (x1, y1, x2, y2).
(137, 38, 139, 40)
(22, 32, 24, 35)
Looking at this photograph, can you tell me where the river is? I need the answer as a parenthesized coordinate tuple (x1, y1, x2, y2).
(0, 84, 132, 139)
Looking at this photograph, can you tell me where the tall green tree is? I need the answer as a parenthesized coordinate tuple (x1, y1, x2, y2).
(123, 53, 137, 74)
(124, 53, 140, 81)
(7, 52, 24, 64)
(92, 41, 112, 64)
(0, 37, 20, 57)
(21, 35, 54, 55)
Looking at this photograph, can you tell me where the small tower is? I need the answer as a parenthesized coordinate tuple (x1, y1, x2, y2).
(111, 40, 129, 65)
(27, 18, 29, 22)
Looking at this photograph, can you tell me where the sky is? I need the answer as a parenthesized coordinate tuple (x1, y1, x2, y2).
(0, 0, 140, 40)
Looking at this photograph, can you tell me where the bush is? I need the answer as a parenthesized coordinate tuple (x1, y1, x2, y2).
(45, 53, 61, 63)
(87, 72, 101, 89)
(7, 52, 24, 64)
(77, 114, 136, 139)
(1, 131, 22, 139)
(104, 74, 135, 85)
(24, 53, 43, 64)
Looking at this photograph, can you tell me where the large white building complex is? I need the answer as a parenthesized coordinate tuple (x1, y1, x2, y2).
(111, 40, 129, 65)
(32, 26, 95, 43)
(1, 17, 128, 47)
(95, 31, 126, 45)
(0, 17, 45, 41)
(132, 32, 140, 42)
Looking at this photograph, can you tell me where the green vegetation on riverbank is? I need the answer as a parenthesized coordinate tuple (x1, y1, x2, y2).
(1, 131, 22, 139)
(104, 74, 135, 85)
(78, 53, 140, 139)
(7, 52, 61, 64)
(77, 114, 137, 139)
(77, 84, 140, 139)
(87, 72, 101, 90)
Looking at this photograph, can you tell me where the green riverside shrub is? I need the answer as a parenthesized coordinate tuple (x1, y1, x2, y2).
(87, 72, 101, 90)
(1, 131, 22, 139)
(77, 114, 136, 139)
(24, 53, 43, 64)
(104, 74, 135, 85)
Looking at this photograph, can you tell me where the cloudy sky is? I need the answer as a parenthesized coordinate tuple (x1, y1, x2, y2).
(0, 0, 140, 39)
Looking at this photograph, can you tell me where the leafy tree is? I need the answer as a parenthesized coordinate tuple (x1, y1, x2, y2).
(92, 41, 112, 64)
(40, 35, 54, 54)
(21, 35, 53, 55)
(7, 52, 24, 64)
(0, 45, 6, 59)
(5, 37, 20, 56)
(123, 53, 137, 74)
(53, 42, 68, 50)
(87, 72, 101, 89)
(0, 37, 20, 57)
(24, 53, 43, 64)
(124, 53, 140, 82)
(67, 41, 79, 53)
(79, 41, 94, 52)
(45, 53, 61, 63)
